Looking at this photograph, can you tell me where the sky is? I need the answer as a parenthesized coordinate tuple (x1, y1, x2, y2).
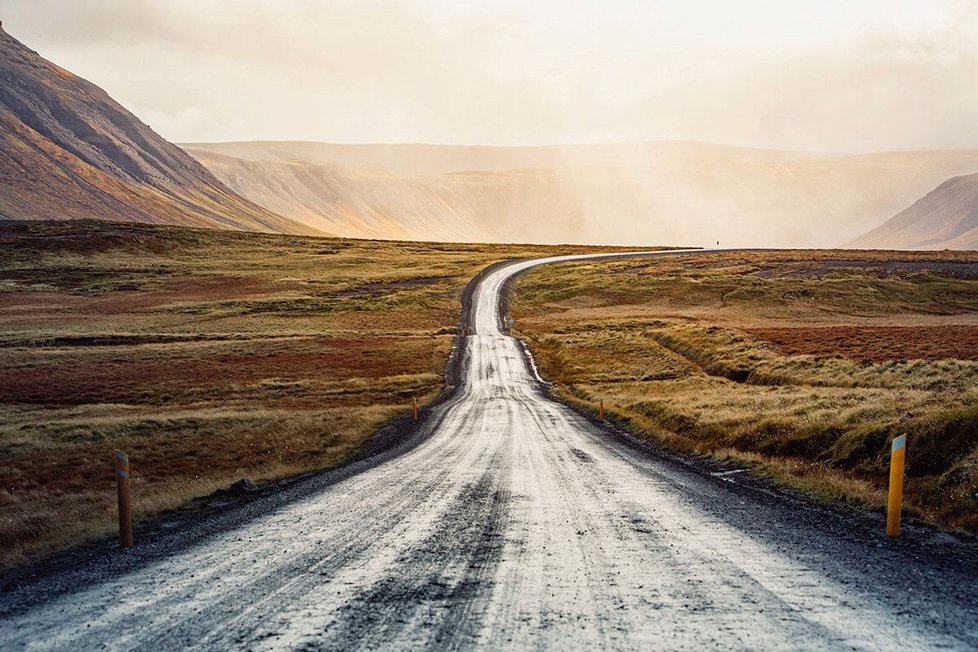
(3, 0, 977, 151)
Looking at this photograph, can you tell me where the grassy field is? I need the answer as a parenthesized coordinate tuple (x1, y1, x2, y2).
(0, 220, 621, 565)
(510, 250, 978, 532)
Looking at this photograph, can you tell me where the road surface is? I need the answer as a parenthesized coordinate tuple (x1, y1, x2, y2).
(2, 251, 977, 650)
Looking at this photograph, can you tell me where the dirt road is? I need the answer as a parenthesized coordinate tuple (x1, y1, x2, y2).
(2, 252, 977, 650)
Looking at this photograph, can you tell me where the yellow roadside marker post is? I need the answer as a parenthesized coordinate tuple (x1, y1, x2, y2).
(886, 434, 907, 537)
(599, 399, 605, 420)
(413, 396, 419, 422)
(114, 451, 133, 549)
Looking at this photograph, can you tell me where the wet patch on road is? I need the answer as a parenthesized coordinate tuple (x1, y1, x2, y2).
(569, 447, 595, 464)
(310, 470, 510, 649)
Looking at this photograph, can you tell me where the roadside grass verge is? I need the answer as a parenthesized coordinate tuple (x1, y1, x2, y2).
(0, 219, 627, 566)
(512, 250, 978, 532)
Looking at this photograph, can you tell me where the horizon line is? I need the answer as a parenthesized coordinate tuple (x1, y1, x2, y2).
(176, 138, 978, 157)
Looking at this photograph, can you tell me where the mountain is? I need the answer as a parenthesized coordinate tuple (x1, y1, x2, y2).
(849, 174, 978, 250)
(183, 150, 591, 241)
(0, 26, 320, 235)
(184, 141, 978, 247)
(4, 20, 976, 247)
(181, 140, 822, 176)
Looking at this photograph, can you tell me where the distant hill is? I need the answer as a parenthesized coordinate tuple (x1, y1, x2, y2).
(185, 141, 978, 247)
(849, 174, 978, 250)
(184, 150, 590, 242)
(0, 26, 320, 235)
(181, 140, 823, 176)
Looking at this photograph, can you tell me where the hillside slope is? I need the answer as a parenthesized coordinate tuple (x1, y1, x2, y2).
(0, 26, 319, 235)
(184, 151, 593, 242)
(849, 174, 978, 249)
(186, 141, 978, 247)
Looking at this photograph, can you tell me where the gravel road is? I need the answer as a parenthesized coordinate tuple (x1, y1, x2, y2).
(2, 251, 977, 650)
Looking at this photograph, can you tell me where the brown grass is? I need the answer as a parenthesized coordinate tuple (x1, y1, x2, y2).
(512, 250, 978, 532)
(745, 325, 978, 361)
(0, 219, 623, 566)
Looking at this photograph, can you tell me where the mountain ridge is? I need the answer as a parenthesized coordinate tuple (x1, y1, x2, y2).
(849, 173, 978, 249)
(0, 26, 321, 235)
(185, 141, 978, 247)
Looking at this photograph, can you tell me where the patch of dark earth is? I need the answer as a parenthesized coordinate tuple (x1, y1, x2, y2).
(332, 276, 450, 299)
(754, 260, 978, 279)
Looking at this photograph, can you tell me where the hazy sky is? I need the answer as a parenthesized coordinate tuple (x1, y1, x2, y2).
(4, 0, 977, 151)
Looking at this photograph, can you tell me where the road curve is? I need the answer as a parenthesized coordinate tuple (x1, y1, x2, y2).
(2, 251, 977, 650)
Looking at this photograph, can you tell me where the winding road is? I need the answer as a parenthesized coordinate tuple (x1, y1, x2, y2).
(2, 252, 977, 650)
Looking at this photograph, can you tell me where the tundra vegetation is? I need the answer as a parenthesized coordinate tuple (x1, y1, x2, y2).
(0, 220, 617, 565)
(511, 250, 978, 533)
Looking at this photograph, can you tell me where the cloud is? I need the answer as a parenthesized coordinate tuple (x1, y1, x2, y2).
(2, 0, 975, 150)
